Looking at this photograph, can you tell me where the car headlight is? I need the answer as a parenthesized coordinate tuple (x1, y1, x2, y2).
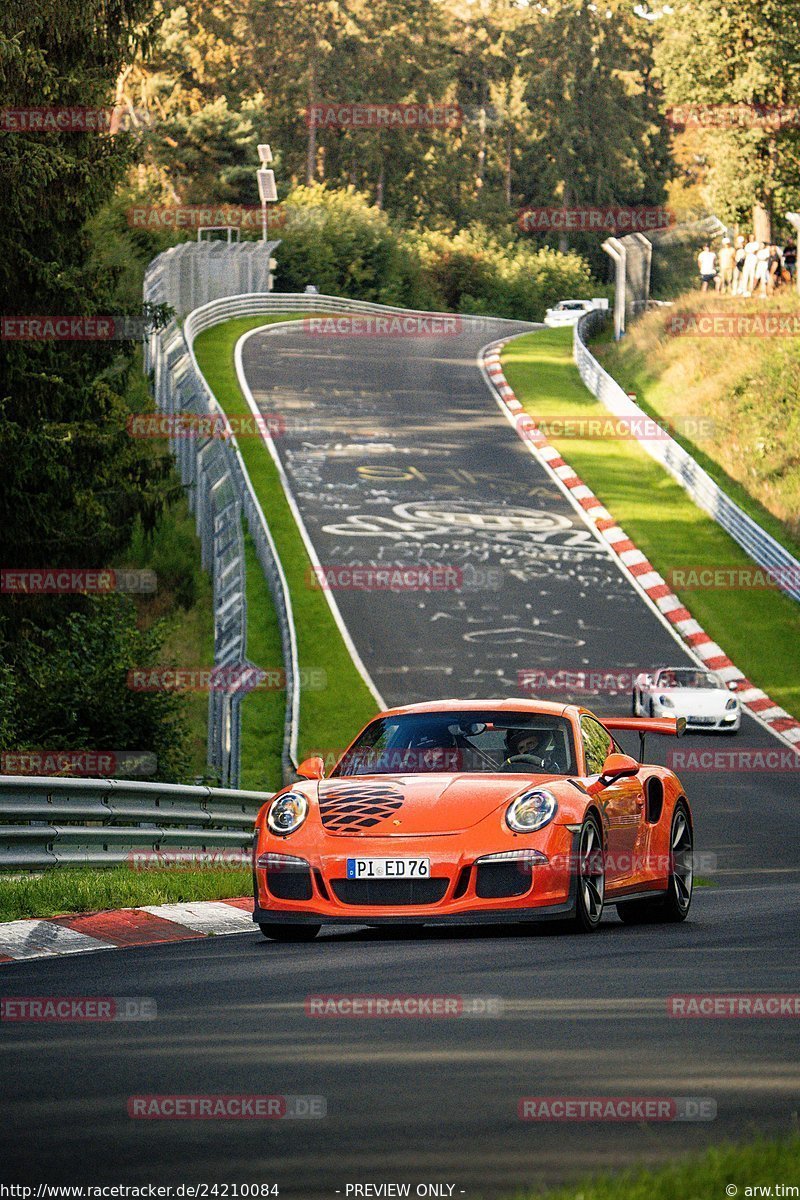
(725, 698, 738, 710)
(659, 695, 674, 708)
(267, 792, 308, 836)
(506, 788, 558, 834)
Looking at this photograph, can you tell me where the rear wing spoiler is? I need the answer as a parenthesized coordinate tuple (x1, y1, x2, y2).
(598, 715, 686, 760)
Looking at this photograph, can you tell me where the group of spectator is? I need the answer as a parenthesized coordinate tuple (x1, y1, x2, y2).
(697, 235, 797, 296)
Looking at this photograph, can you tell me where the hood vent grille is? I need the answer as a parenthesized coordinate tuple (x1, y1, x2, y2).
(318, 782, 404, 833)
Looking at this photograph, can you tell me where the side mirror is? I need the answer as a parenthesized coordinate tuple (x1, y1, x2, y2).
(296, 756, 325, 781)
(727, 680, 738, 691)
(600, 752, 640, 782)
(585, 752, 639, 796)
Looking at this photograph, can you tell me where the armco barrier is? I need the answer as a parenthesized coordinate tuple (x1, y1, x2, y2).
(0, 776, 271, 870)
(574, 309, 800, 604)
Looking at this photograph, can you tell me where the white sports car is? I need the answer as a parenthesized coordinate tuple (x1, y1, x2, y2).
(543, 299, 607, 328)
(632, 667, 741, 733)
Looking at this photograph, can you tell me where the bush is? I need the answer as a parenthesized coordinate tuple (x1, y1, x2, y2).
(273, 184, 601, 320)
(0, 597, 192, 782)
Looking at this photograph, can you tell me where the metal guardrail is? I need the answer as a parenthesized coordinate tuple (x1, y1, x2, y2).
(574, 309, 800, 604)
(143, 316, 259, 788)
(0, 776, 271, 870)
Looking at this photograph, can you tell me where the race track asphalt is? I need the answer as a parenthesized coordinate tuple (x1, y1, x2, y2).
(1, 315, 797, 1195)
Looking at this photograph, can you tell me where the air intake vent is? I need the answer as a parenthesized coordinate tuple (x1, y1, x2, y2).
(330, 878, 448, 906)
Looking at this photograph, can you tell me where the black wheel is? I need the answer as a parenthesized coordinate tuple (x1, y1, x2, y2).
(259, 923, 320, 942)
(617, 802, 693, 925)
(570, 813, 605, 932)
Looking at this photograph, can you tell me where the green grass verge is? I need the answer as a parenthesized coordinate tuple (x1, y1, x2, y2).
(509, 1135, 800, 1200)
(239, 529, 285, 791)
(502, 329, 800, 719)
(592, 298, 800, 558)
(193, 316, 378, 774)
(0, 867, 250, 922)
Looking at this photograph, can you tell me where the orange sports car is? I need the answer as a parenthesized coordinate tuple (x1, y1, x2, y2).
(252, 699, 693, 940)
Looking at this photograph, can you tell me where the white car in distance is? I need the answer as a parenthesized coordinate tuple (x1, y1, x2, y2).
(632, 666, 741, 733)
(543, 298, 608, 328)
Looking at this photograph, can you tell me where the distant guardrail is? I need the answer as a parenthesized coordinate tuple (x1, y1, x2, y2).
(0, 776, 271, 870)
(574, 310, 800, 604)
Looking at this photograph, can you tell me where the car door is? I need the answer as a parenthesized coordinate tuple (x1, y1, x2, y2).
(580, 715, 645, 890)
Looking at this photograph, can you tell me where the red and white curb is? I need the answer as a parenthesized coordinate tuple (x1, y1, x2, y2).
(0, 898, 253, 964)
(481, 339, 800, 749)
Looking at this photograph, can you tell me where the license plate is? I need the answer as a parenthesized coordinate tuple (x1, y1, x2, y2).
(346, 857, 430, 880)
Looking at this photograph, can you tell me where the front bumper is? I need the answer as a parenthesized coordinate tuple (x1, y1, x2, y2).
(650, 704, 740, 731)
(253, 824, 578, 926)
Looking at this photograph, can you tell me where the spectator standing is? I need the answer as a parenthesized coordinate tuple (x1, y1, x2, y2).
(784, 239, 797, 284)
(732, 234, 747, 293)
(755, 243, 771, 297)
(717, 238, 735, 292)
(740, 236, 761, 296)
(697, 243, 717, 292)
(767, 244, 783, 294)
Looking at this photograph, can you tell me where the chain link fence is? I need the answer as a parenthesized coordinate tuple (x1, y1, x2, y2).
(144, 240, 281, 318)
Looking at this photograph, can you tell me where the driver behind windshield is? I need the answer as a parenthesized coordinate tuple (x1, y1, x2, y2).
(502, 727, 559, 772)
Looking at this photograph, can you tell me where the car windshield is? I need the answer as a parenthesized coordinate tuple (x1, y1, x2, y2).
(656, 669, 721, 690)
(331, 711, 577, 777)
(559, 301, 586, 310)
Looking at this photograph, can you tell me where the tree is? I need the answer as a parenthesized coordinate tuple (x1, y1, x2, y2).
(520, 0, 672, 252)
(0, 0, 175, 569)
(654, 0, 800, 237)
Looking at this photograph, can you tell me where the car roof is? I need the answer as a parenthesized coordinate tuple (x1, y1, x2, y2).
(376, 698, 573, 719)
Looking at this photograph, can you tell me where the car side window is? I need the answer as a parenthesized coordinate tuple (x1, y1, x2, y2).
(580, 716, 613, 775)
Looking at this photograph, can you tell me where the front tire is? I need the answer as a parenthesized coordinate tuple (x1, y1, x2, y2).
(570, 813, 605, 932)
(259, 923, 320, 942)
(617, 801, 693, 925)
